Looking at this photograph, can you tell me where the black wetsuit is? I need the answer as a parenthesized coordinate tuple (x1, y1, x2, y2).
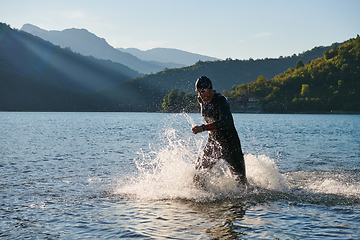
(196, 92, 247, 184)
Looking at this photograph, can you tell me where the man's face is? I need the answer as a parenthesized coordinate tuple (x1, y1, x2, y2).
(196, 88, 213, 103)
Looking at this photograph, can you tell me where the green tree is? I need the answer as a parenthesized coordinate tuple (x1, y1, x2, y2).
(300, 84, 310, 96)
(162, 89, 198, 112)
(232, 36, 360, 113)
(355, 35, 360, 61)
(162, 89, 181, 112)
(295, 60, 304, 69)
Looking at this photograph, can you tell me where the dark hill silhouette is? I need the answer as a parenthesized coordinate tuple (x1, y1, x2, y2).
(0, 67, 96, 111)
(0, 22, 141, 93)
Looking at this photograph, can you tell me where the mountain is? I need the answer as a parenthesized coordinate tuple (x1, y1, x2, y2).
(2, 22, 352, 112)
(21, 24, 186, 74)
(0, 22, 140, 94)
(118, 47, 220, 66)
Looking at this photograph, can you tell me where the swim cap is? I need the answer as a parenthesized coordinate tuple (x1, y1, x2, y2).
(195, 76, 212, 90)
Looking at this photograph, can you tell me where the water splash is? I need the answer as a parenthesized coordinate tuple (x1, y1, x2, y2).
(114, 127, 205, 201)
(112, 113, 360, 206)
(246, 154, 288, 191)
(114, 114, 288, 201)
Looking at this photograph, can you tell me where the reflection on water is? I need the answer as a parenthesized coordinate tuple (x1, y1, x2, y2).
(110, 199, 247, 239)
(187, 200, 247, 239)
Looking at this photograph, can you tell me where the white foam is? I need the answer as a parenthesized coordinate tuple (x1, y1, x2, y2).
(305, 178, 360, 197)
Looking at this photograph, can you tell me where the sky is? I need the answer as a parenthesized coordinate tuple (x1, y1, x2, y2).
(1, 0, 360, 60)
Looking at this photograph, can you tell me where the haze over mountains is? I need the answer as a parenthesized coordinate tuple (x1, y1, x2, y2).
(21, 24, 220, 74)
(118, 47, 220, 66)
(0, 23, 141, 94)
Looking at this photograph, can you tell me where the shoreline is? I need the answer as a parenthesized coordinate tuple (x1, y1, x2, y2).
(2, 110, 360, 115)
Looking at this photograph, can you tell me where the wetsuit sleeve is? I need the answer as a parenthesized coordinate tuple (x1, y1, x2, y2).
(205, 95, 231, 131)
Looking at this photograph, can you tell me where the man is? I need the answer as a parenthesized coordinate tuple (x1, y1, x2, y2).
(191, 76, 247, 185)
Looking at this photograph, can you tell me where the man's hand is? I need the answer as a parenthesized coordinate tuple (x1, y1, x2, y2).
(192, 125, 204, 134)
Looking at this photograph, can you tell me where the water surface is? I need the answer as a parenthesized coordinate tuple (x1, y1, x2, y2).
(1, 112, 359, 239)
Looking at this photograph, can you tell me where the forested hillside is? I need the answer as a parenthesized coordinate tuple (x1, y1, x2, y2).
(98, 43, 342, 112)
(123, 44, 343, 94)
(223, 35, 360, 113)
(161, 36, 360, 113)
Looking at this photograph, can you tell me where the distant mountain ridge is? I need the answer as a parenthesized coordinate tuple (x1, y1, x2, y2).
(118, 47, 220, 66)
(21, 24, 220, 73)
(20, 24, 164, 74)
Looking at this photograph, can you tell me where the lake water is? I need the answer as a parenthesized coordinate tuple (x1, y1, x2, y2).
(1, 112, 359, 239)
